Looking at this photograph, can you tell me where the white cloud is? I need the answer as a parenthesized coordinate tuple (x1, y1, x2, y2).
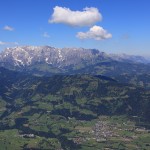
(43, 32, 50, 38)
(0, 41, 6, 45)
(3, 25, 14, 31)
(49, 6, 102, 27)
(0, 41, 18, 45)
(76, 25, 112, 40)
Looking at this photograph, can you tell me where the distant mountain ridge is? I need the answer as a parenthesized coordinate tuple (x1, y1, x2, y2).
(110, 53, 150, 64)
(0, 46, 150, 77)
(0, 46, 149, 68)
(0, 46, 109, 67)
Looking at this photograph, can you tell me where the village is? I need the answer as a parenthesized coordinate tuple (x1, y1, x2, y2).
(71, 116, 150, 149)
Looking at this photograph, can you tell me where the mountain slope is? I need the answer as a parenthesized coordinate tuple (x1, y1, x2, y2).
(0, 67, 150, 121)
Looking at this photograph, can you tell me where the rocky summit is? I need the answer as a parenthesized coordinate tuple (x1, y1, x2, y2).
(0, 46, 109, 68)
(0, 46, 149, 69)
(0, 46, 150, 79)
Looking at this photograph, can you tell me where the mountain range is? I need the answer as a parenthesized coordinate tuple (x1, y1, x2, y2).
(0, 46, 149, 78)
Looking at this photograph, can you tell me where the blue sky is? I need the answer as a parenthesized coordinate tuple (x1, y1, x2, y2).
(0, 0, 150, 56)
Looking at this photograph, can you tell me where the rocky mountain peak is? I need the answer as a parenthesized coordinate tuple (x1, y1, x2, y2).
(0, 46, 149, 71)
(0, 46, 107, 68)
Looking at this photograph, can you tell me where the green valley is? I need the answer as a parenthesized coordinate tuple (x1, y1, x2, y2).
(0, 67, 150, 149)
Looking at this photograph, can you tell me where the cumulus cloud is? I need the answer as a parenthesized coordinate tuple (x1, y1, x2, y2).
(0, 41, 18, 45)
(76, 25, 112, 40)
(49, 6, 102, 26)
(43, 32, 50, 38)
(3, 25, 14, 31)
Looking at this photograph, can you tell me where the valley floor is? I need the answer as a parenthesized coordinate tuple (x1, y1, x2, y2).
(0, 115, 150, 150)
